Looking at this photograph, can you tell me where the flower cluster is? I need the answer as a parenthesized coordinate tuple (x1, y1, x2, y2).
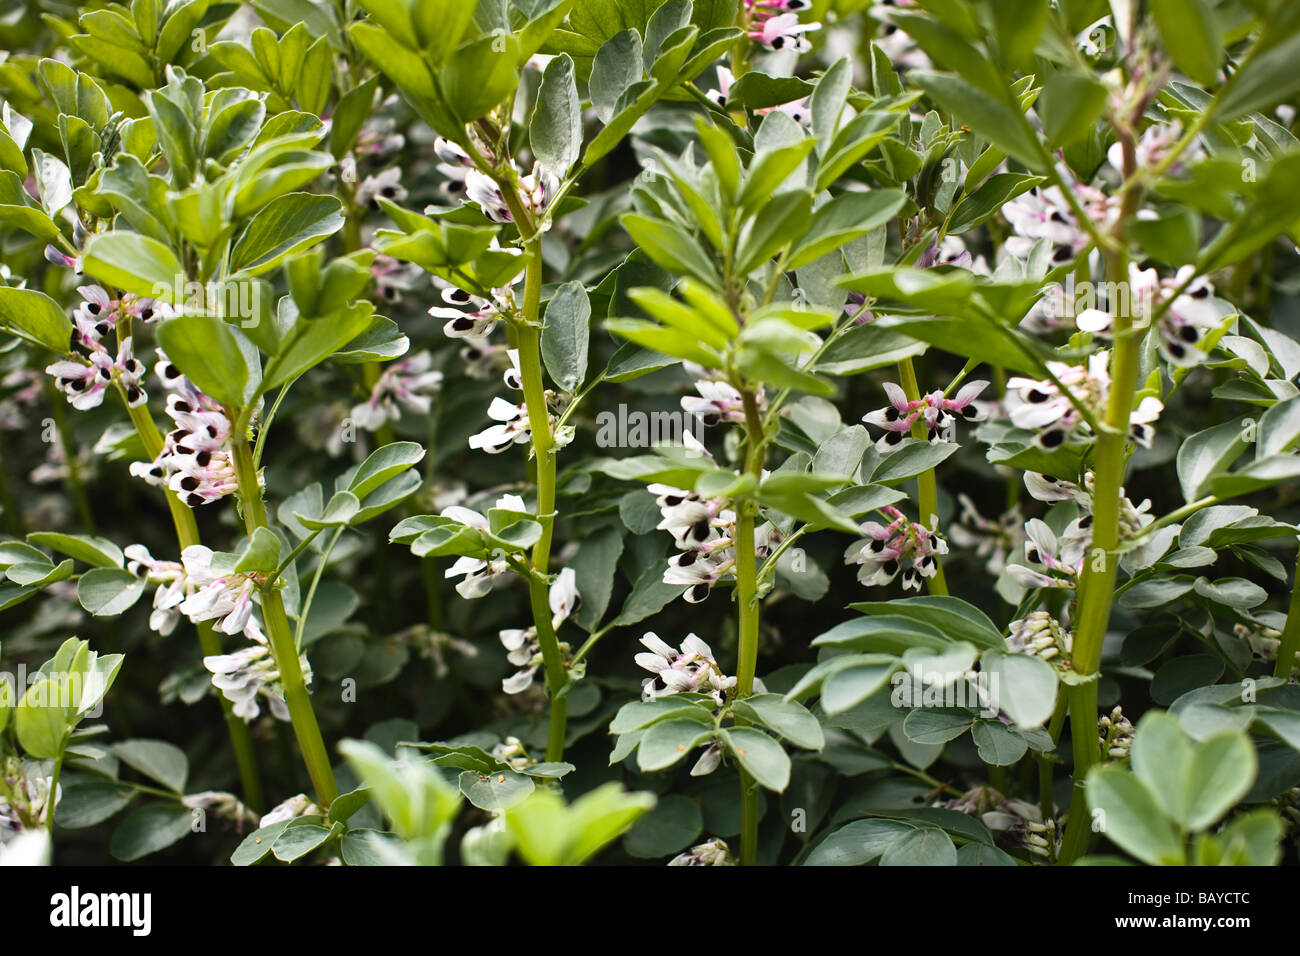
(174, 545, 260, 638)
(1005, 610, 1074, 665)
(1003, 184, 1116, 264)
(682, 377, 752, 427)
(204, 632, 307, 723)
(466, 349, 570, 454)
(499, 567, 578, 694)
(351, 350, 442, 430)
(635, 632, 736, 705)
(1009, 471, 1179, 591)
(128, 353, 239, 507)
(844, 505, 948, 590)
(434, 137, 557, 224)
(1005, 351, 1164, 450)
(744, 0, 820, 53)
(1099, 706, 1134, 761)
(650, 470, 779, 603)
(44, 285, 173, 411)
(984, 798, 1059, 860)
(441, 493, 524, 598)
(668, 838, 735, 866)
(1075, 265, 1224, 368)
(948, 495, 1025, 575)
(862, 380, 988, 451)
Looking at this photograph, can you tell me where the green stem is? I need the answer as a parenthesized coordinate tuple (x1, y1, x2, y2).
(229, 433, 338, 806)
(1056, 134, 1144, 865)
(46, 752, 64, 833)
(513, 245, 569, 762)
(294, 527, 345, 652)
(737, 390, 767, 866)
(1273, 569, 1300, 679)
(897, 357, 948, 595)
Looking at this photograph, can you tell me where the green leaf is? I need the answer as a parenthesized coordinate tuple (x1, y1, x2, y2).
(16, 678, 71, 758)
(109, 804, 195, 862)
(787, 190, 904, 270)
(879, 826, 957, 866)
(271, 823, 334, 862)
(112, 738, 190, 793)
(620, 213, 718, 284)
(82, 232, 184, 299)
(816, 323, 926, 375)
(731, 694, 824, 749)
(623, 793, 702, 859)
(1130, 711, 1194, 826)
(869, 440, 958, 486)
(637, 718, 712, 771)
(542, 280, 591, 393)
(156, 315, 254, 407)
(458, 768, 536, 811)
(590, 30, 642, 124)
(802, 818, 912, 865)
(1212, 19, 1300, 121)
(1257, 396, 1300, 459)
(1186, 731, 1256, 831)
(1086, 765, 1186, 865)
(235, 527, 282, 574)
(948, 173, 1045, 234)
(971, 720, 1028, 765)
(230, 192, 345, 276)
(530, 53, 583, 175)
(908, 71, 1045, 171)
(820, 660, 900, 714)
(1176, 419, 1250, 501)
(722, 726, 791, 792)
(231, 820, 292, 865)
(0, 288, 73, 353)
(980, 652, 1057, 728)
(77, 568, 147, 616)
(849, 596, 1005, 649)
(27, 532, 123, 568)
(1150, 0, 1222, 86)
(348, 441, 426, 499)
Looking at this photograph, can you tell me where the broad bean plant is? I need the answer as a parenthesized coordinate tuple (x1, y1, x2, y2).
(0, 0, 1298, 868)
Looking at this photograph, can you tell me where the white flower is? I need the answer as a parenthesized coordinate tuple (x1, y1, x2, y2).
(635, 632, 736, 704)
(351, 351, 442, 430)
(177, 545, 259, 638)
(468, 396, 532, 454)
(355, 166, 407, 208)
(548, 567, 579, 629)
(844, 506, 948, 590)
(258, 793, 321, 828)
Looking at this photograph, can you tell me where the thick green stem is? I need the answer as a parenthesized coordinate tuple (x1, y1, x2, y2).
(1273, 571, 1300, 679)
(1056, 135, 1144, 863)
(737, 391, 767, 866)
(122, 389, 264, 811)
(229, 435, 338, 806)
(897, 357, 948, 595)
(513, 245, 569, 762)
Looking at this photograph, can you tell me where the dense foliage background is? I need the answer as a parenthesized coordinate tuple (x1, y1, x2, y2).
(1, 0, 1299, 867)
